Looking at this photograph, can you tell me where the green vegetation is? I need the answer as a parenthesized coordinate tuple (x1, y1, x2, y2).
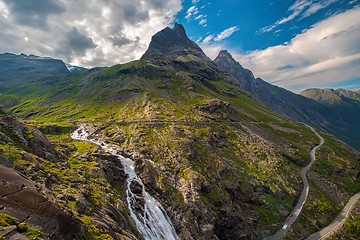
(327, 198, 360, 240)
(23, 227, 42, 240)
(0, 214, 42, 239)
(86, 225, 114, 240)
(314, 133, 360, 194)
(0, 213, 17, 226)
(1, 54, 359, 240)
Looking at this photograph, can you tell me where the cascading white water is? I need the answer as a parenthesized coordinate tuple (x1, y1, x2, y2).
(70, 125, 179, 240)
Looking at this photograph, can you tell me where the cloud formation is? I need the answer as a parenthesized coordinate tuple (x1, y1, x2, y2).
(214, 26, 239, 41)
(3, 0, 65, 29)
(237, 7, 360, 93)
(184, 1, 207, 27)
(258, 0, 340, 33)
(202, 26, 239, 45)
(0, 0, 182, 67)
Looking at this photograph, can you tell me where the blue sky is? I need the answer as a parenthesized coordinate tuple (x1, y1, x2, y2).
(175, 0, 360, 92)
(0, 0, 359, 93)
(177, 0, 356, 52)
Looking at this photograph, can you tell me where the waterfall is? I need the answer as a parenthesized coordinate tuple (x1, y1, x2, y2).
(71, 125, 179, 240)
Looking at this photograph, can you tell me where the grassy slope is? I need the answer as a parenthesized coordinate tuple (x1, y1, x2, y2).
(285, 132, 360, 239)
(1, 58, 359, 238)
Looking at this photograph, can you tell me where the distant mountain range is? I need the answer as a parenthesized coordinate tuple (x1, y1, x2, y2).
(353, 88, 360, 94)
(215, 50, 360, 151)
(301, 88, 360, 104)
(0, 53, 85, 92)
(0, 24, 359, 240)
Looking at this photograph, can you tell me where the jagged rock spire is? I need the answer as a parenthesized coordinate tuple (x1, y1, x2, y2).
(141, 23, 207, 60)
(214, 50, 256, 91)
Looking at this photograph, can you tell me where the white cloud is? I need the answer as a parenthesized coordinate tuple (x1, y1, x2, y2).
(195, 14, 203, 20)
(258, 0, 340, 34)
(200, 26, 239, 46)
(185, 5, 198, 20)
(185, 5, 204, 24)
(259, 0, 311, 33)
(302, 0, 338, 17)
(214, 26, 239, 41)
(202, 34, 214, 44)
(199, 18, 207, 26)
(200, 43, 225, 59)
(187, 6, 196, 14)
(0, 0, 183, 67)
(237, 7, 360, 93)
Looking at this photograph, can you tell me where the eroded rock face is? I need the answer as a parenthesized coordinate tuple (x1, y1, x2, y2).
(0, 109, 62, 162)
(0, 164, 83, 239)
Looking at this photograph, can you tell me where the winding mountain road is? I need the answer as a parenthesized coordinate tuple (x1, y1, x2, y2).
(268, 126, 324, 240)
(306, 193, 360, 240)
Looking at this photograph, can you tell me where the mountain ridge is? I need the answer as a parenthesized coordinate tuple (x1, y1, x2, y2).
(214, 50, 360, 151)
(301, 88, 360, 104)
(0, 53, 85, 92)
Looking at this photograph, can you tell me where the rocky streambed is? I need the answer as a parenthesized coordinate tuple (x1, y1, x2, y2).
(71, 125, 179, 240)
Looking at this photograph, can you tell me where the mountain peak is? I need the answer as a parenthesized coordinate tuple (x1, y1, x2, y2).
(173, 23, 186, 35)
(214, 50, 255, 85)
(141, 23, 207, 60)
(215, 50, 237, 65)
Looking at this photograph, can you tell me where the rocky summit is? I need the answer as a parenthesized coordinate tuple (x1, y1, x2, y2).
(141, 23, 208, 60)
(0, 24, 360, 240)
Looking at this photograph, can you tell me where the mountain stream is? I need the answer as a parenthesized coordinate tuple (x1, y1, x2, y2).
(70, 125, 178, 240)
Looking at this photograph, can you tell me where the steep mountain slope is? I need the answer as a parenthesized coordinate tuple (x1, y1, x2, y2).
(0, 108, 140, 239)
(0, 53, 83, 93)
(214, 50, 360, 151)
(214, 50, 322, 122)
(1, 24, 360, 240)
(300, 88, 360, 149)
(0, 107, 85, 239)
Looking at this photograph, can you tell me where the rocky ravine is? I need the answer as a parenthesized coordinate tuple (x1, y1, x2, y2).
(0, 108, 140, 239)
(78, 119, 313, 240)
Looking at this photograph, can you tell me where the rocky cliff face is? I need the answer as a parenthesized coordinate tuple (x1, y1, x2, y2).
(141, 23, 208, 60)
(214, 50, 256, 93)
(214, 50, 323, 122)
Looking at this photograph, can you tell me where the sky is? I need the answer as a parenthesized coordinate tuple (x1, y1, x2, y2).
(0, 0, 359, 93)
